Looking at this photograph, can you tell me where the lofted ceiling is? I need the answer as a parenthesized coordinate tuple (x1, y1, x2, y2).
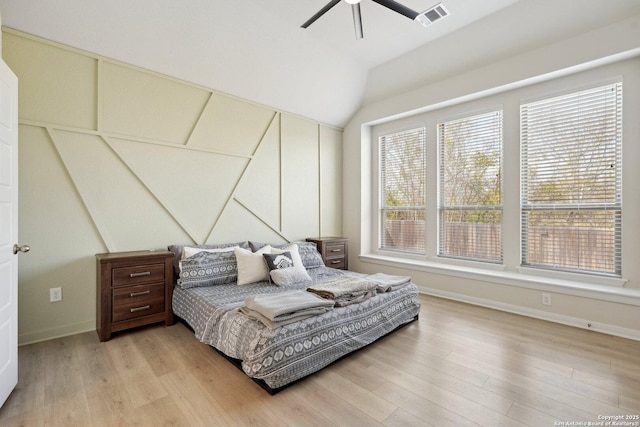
(1, 0, 639, 127)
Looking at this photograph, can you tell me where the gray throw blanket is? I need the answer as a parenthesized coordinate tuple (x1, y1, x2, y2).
(240, 290, 334, 329)
(307, 275, 379, 306)
(366, 273, 412, 292)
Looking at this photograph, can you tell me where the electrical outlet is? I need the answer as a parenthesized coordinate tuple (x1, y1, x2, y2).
(542, 292, 551, 306)
(50, 287, 62, 303)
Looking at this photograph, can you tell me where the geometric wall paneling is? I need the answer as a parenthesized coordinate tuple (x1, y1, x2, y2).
(234, 113, 281, 229)
(106, 136, 249, 244)
(319, 126, 343, 237)
(280, 113, 320, 239)
(17, 125, 107, 342)
(3, 32, 97, 130)
(5, 29, 343, 343)
(209, 198, 288, 246)
(49, 130, 192, 251)
(101, 62, 210, 144)
(187, 92, 276, 156)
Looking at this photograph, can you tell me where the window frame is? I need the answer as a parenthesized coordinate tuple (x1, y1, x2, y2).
(519, 81, 623, 277)
(437, 108, 504, 264)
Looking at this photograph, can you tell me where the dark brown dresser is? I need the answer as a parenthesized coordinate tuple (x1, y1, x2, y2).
(96, 250, 174, 342)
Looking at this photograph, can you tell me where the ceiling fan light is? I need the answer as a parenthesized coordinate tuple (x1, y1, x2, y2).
(344, 0, 361, 4)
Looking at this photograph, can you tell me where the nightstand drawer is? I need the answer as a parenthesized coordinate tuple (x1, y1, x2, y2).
(112, 263, 165, 287)
(112, 283, 165, 307)
(325, 243, 346, 256)
(326, 257, 346, 269)
(112, 298, 165, 323)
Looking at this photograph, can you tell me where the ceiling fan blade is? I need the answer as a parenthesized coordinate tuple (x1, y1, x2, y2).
(301, 0, 342, 28)
(351, 3, 364, 39)
(370, 0, 419, 20)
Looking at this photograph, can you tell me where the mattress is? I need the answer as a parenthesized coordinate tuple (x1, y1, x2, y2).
(172, 266, 421, 390)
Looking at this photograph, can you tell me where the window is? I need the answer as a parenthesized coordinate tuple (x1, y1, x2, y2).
(520, 83, 622, 276)
(438, 110, 503, 262)
(379, 127, 426, 254)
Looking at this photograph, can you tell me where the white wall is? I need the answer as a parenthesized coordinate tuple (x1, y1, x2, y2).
(343, 13, 640, 339)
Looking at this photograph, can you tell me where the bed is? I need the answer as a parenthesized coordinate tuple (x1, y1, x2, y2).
(169, 241, 421, 394)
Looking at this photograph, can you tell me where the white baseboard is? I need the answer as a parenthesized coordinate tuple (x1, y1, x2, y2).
(420, 286, 640, 342)
(18, 320, 96, 346)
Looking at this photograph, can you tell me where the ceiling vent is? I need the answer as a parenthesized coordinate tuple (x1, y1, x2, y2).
(415, 3, 450, 27)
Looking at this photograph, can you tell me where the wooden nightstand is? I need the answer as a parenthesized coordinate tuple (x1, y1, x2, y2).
(96, 250, 174, 342)
(306, 237, 349, 270)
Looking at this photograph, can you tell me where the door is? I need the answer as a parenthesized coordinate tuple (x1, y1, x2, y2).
(0, 57, 19, 407)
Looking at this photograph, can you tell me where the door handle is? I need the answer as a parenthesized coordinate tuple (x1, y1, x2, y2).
(13, 244, 30, 255)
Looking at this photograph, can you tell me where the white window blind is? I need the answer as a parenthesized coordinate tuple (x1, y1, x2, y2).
(379, 127, 426, 254)
(438, 110, 503, 262)
(520, 82, 622, 276)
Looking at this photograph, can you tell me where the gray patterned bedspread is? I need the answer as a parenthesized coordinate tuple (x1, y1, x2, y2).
(172, 267, 421, 389)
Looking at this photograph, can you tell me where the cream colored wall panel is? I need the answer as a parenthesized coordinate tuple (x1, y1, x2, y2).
(3, 33, 96, 129)
(188, 93, 275, 156)
(320, 125, 343, 237)
(18, 125, 105, 343)
(234, 114, 280, 228)
(281, 114, 319, 240)
(101, 62, 209, 144)
(51, 130, 191, 251)
(108, 137, 248, 244)
(211, 199, 288, 245)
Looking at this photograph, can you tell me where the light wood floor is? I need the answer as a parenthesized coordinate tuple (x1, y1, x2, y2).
(1, 294, 639, 426)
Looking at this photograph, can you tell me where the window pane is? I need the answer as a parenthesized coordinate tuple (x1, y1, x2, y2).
(522, 209, 620, 274)
(521, 83, 622, 276)
(438, 110, 503, 262)
(379, 128, 426, 254)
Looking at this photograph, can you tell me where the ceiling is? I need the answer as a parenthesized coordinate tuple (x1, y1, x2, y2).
(1, 0, 639, 127)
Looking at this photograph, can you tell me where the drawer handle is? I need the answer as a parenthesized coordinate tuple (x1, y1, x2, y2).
(130, 290, 151, 297)
(330, 260, 342, 264)
(330, 249, 342, 252)
(130, 305, 151, 313)
(130, 271, 151, 278)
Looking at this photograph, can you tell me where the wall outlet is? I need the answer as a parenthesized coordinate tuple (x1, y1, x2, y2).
(541, 292, 552, 306)
(50, 287, 62, 303)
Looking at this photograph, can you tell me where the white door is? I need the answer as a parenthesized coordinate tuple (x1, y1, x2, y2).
(0, 57, 20, 408)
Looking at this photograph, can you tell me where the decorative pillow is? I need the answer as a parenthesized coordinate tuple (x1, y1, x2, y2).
(296, 242, 325, 269)
(168, 241, 249, 276)
(235, 245, 272, 286)
(270, 266, 312, 286)
(271, 244, 303, 268)
(182, 245, 238, 260)
(263, 252, 294, 271)
(176, 250, 238, 289)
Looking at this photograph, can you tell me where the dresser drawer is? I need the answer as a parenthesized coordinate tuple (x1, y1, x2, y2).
(325, 243, 346, 257)
(325, 257, 346, 269)
(112, 285, 165, 323)
(112, 283, 165, 307)
(112, 263, 165, 287)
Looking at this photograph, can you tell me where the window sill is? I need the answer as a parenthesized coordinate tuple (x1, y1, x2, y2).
(359, 253, 640, 307)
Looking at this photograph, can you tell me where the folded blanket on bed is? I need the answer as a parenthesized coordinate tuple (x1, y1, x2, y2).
(307, 275, 379, 306)
(366, 273, 412, 292)
(239, 290, 334, 329)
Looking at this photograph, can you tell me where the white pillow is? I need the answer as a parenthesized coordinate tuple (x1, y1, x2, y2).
(182, 246, 238, 259)
(270, 266, 312, 286)
(234, 245, 272, 285)
(271, 244, 303, 268)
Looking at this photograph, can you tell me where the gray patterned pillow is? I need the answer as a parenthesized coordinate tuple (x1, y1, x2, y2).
(177, 250, 237, 289)
(296, 242, 325, 269)
(168, 241, 248, 276)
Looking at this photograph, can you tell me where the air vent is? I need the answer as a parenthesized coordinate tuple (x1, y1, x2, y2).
(415, 3, 450, 27)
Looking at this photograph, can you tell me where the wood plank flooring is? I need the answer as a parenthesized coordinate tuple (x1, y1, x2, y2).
(2, 294, 639, 426)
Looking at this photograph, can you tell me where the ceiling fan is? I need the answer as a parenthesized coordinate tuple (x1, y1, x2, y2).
(301, 0, 449, 40)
